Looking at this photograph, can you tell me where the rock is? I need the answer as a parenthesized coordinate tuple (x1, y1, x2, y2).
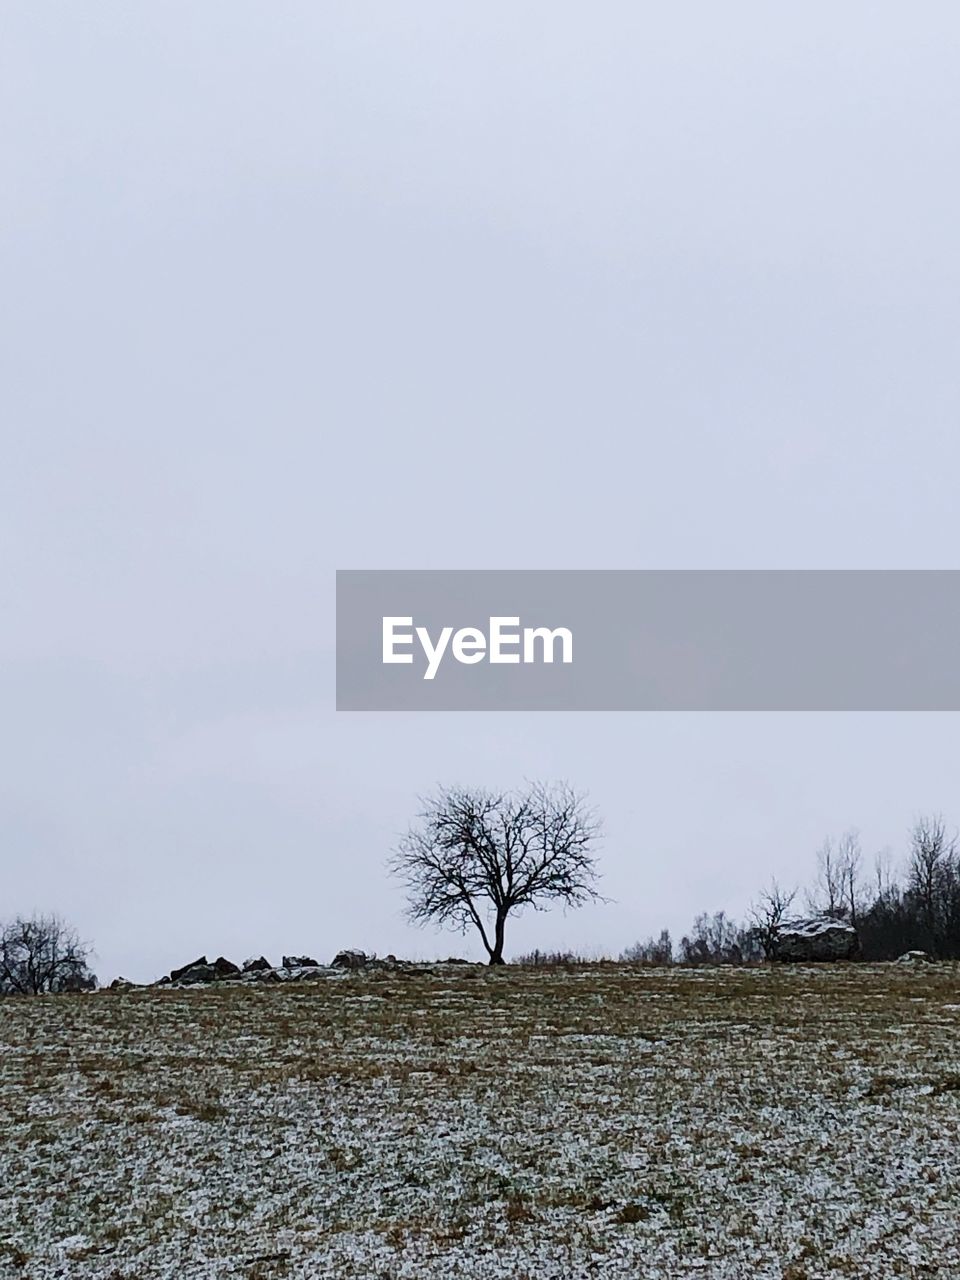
(170, 956, 208, 984)
(239, 964, 279, 983)
(897, 950, 932, 964)
(332, 949, 368, 969)
(243, 956, 272, 972)
(771, 917, 859, 963)
(177, 964, 216, 984)
(282, 955, 319, 969)
(109, 976, 139, 990)
(165, 955, 241, 985)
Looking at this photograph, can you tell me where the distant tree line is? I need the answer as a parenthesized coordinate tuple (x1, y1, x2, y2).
(619, 815, 960, 965)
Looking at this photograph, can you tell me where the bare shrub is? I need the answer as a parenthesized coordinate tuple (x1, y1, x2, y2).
(0, 914, 96, 995)
(679, 912, 755, 966)
(620, 929, 674, 965)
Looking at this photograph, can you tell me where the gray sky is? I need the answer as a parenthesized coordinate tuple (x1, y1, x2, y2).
(3, 3, 960, 982)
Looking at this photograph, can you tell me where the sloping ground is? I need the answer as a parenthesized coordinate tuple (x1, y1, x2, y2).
(1, 964, 959, 1279)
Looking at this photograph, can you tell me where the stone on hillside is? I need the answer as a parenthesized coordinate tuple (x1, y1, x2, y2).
(170, 956, 208, 984)
(282, 955, 319, 969)
(243, 956, 272, 972)
(771, 917, 859, 963)
(332, 949, 367, 969)
(178, 963, 216, 984)
(211, 956, 241, 978)
(897, 950, 932, 964)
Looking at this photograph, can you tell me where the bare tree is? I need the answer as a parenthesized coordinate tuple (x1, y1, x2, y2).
(389, 782, 602, 965)
(908, 814, 957, 951)
(836, 830, 863, 928)
(807, 831, 862, 923)
(748, 878, 797, 959)
(0, 914, 96, 995)
(808, 837, 844, 918)
(873, 847, 896, 904)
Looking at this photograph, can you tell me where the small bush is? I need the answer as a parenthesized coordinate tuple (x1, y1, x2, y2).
(511, 949, 597, 967)
(620, 929, 674, 965)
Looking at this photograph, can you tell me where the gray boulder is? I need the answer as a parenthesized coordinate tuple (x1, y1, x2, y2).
(177, 963, 216, 984)
(332, 949, 368, 969)
(164, 955, 242, 985)
(169, 956, 208, 984)
(282, 955, 319, 969)
(243, 956, 273, 972)
(897, 950, 932, 964)
(771, 917, 859, 963)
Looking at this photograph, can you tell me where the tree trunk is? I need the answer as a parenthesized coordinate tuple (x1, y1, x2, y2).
(488, 912, 507, 965)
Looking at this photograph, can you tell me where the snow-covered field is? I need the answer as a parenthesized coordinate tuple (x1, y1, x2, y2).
(2, 963, 959, 1279)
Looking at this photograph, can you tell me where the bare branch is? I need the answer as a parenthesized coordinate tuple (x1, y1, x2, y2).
(388, 782, 603, 964)
(0, 913, 96, 996)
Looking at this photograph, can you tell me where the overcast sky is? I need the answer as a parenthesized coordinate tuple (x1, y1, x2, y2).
(3, 4, 960, 982)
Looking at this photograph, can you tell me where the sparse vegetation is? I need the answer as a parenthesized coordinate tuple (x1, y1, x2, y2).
(511, 949, 597, 967)
(1, 964, 959, 1277)
(7, 806, 960, 1276)
(619, 929, 673, 965)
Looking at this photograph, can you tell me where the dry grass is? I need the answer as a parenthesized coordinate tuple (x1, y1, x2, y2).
(1, 963, 959, 1277)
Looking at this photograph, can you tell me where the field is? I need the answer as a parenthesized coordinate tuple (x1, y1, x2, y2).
(1, 963, 960, 1280)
